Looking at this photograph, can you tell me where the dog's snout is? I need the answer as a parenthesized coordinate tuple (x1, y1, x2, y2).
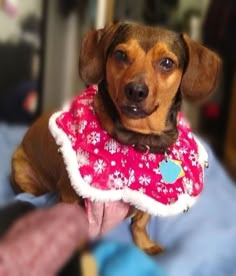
(125, 82, 149, 102)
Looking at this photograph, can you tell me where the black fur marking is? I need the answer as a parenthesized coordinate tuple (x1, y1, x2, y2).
(106, 23, 130, 58)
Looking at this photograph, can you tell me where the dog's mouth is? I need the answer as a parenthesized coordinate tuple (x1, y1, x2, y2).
(121, 104, 158, 119)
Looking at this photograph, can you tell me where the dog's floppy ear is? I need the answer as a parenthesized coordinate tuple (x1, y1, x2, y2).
(180, 34, 222, 102)
(79, 23, 122, 85)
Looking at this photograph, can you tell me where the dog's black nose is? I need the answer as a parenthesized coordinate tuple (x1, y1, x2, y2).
(125, 82, 149, 102)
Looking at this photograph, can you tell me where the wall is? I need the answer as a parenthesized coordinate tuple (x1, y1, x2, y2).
(177, 0, 209, 20)
(42, 1, 84, 112)
(0, 0, 42, 42)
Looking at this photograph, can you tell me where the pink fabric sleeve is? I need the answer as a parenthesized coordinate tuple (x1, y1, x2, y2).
(0, 203, 88, 276)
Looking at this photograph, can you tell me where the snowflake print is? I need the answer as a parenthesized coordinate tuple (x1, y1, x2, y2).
(109, 170, 128, 189)
(179, 146, 188, 155)
(54, 87, 205, 213)
(74, 107, 84, 117)
(175, 138, 181, 147)
(153, 166, 160, 174)
(157, 186, 162, 192)
(176, 187, 183, 193)
(77, 148, 90, 168)
(90, 121, 98, 128)
(167, 153, 174, 160)
(89, 105, 95, 113)
(183, 177, 193, 194)
(113, 178, 124, 189)
(80, 98, 93, 106)
(121, 146, 129, 155)
(168, 197, 177, 204)
(163, 187, 168, 194)
(78, 120, 87, 133)
(128, 169, 135, 186)
(139, 187, 146, 193)
(187, 132, 193, 139)
(189, 150, 198, 166)
(141, 155, 148, 161)
(68, 133, 76, 143)
(92, 84, 98, 91)
(179, 116, 190, 128)
(94, 148, 99, 154)
(139, 163, 143, 169)
(139, 175, 151, 186)
(121, 159, 127, 167)
(104, 139, 120, 154)
(172, 148, 181, 159)
(87, 131, 100, 145)
(148, 153, 156, 162)
(111, 160, 116, 166)
(156, 183, 166, 193)
(94, 159, 107, 174)
(66, 121, 76, 134)
(160, 178, 165, 184)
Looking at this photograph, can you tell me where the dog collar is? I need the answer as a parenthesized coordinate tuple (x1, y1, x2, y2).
(49, 85, 208, 218)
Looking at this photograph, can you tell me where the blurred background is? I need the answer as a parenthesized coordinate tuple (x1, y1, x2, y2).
(0, 0, 235, 178)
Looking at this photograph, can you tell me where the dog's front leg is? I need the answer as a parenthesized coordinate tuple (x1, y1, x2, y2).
(131, 210, 164, 255)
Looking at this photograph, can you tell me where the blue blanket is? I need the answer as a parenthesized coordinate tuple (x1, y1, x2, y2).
(1, 122, 236, 276)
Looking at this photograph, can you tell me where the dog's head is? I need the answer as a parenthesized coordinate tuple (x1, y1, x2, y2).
(79, 22, 221, 153)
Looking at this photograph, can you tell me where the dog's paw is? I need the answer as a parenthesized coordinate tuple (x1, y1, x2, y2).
(143, 244, 164, 255)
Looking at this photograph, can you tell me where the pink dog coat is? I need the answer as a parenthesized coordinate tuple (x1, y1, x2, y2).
(49, 85, 208, 238)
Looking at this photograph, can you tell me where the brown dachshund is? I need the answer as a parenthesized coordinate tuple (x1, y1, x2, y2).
(11, 22, 221, 255)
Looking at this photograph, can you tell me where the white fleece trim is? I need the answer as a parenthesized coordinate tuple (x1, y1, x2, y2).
(49, 111, 204, 217)
(194, 136, 208, 168)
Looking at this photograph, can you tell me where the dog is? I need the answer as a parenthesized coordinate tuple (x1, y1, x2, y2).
(11, 22, 221, 255)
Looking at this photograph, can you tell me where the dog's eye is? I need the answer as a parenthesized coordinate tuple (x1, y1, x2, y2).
(113, 50, 128, 63)
(159, 58, 175, 71)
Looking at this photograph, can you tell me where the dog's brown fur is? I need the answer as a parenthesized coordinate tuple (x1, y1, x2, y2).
(11, 22, 221, 255)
